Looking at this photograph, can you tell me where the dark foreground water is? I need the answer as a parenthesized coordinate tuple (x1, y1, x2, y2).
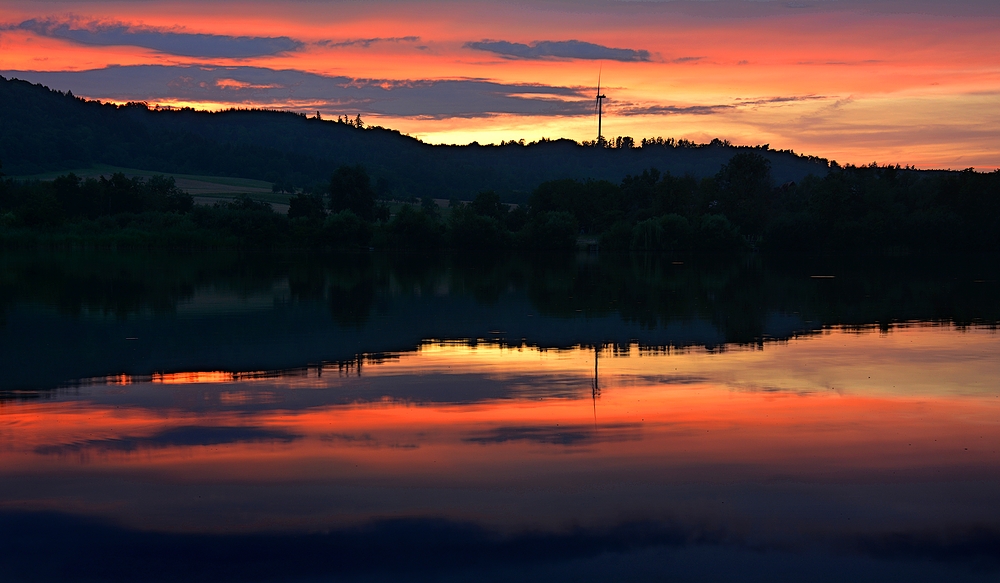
(1, 250, 998, 582)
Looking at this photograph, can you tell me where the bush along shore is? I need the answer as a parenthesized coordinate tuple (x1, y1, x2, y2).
(1, 155, 998, 256)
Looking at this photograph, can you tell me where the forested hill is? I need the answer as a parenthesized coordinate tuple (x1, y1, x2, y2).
(0, 76, 830, 202)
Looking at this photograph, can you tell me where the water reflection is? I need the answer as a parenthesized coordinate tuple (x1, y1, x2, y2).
(34, 425, 303, 456)
(3, 333, 998, 537)
(1, 251, 999, 580)
(1, 249, 998, 394)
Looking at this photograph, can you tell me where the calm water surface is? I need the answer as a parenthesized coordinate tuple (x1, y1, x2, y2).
(1, 251, 998, 582)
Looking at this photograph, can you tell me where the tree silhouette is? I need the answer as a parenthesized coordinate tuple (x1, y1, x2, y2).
(328, 165, 376, 222)
(421, 196, 440, 218)
(288, 193, 327, 220)
(715, 152, 773, 234)
(470, 190, 506, 221)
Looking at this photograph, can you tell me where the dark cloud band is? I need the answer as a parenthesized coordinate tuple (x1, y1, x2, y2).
(1, 65, 593, 119)
(465, 39, 650, 62)
(2, 65, 826, 121)
(318, 36, 421, 48)
(12, 18, 302, 58)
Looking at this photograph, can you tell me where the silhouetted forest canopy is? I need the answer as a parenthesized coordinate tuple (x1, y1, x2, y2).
(1, 75, 998, 255)
(0, 75, 827, 200)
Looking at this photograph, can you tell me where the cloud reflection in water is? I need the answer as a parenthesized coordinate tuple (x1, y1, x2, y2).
(34, 425, 302, 456)
(0, 331, 998, 581)
(464, 424, 642, 447)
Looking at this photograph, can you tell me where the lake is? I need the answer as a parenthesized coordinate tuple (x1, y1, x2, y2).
(1, 250, 998, 582)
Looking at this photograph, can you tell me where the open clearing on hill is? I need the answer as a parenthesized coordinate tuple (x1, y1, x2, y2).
(12, 165, 291, 211)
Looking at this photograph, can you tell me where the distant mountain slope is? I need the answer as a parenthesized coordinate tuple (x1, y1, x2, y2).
(0, 76, 831, 202)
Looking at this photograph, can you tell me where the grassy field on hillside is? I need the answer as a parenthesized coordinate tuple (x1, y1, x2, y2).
(10, 165, 291, 205)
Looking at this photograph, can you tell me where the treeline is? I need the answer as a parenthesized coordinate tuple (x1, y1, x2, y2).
(536, 153, 1000, 255)
(294, 153, 1000, 255)
(283, 165, 575, 251)
(0, 166, 285, 248)
(1, 171, 194, 224)
(0, 161, 585, 251)
(2, 154, 999, 255)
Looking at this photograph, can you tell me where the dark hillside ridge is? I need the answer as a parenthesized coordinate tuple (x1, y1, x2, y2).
(1, 76, 829, 202)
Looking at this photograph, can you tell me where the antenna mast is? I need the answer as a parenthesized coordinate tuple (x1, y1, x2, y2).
(592, 343, 601, 428)
(595, 68, 607, 145)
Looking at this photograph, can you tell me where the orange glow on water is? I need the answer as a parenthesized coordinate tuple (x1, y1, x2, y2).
(1, 326, 997, 533)
(153, 371, 240, 384)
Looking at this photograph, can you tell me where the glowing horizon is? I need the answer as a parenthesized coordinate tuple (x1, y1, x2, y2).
(1, 0, 998, 169)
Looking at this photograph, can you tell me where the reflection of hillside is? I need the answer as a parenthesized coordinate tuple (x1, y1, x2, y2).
(525, 255, 1000, 344)
(1, 250, 997, 391)
(0, 250, 286, 319)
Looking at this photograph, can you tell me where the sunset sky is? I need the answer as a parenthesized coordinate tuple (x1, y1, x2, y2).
(2, 0, 998, 168)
